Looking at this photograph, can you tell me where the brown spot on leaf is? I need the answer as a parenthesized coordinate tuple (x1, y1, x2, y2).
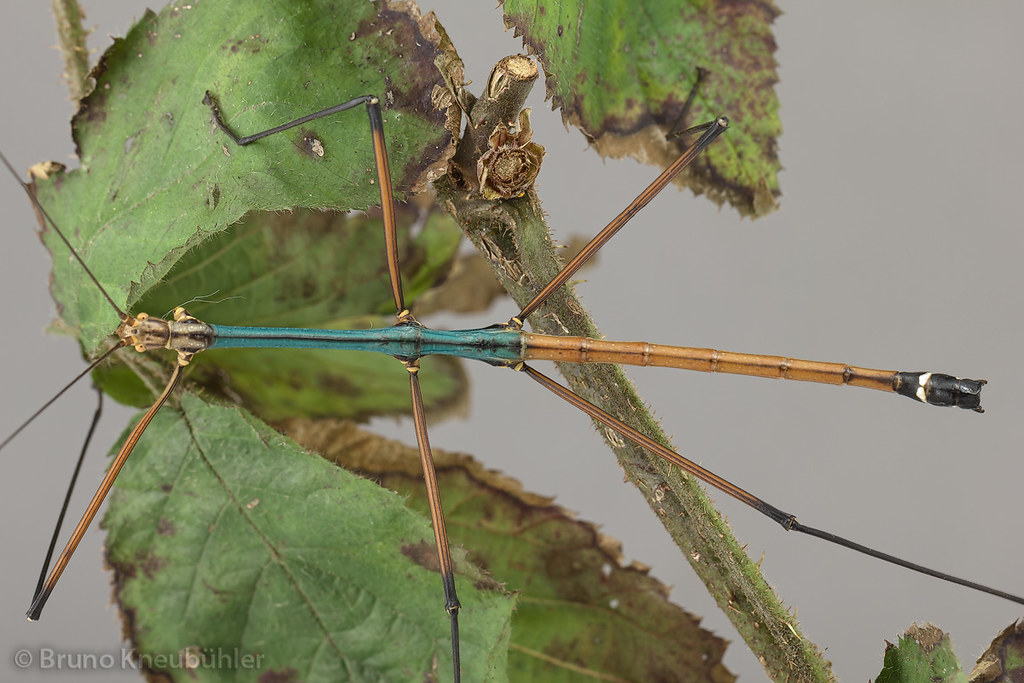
(295, 129, 325, 159)
(905, 622, 945, 651)
(402, 540, 441, 573)
(139, 550, 166, 579)
(258, 669, 300, 683)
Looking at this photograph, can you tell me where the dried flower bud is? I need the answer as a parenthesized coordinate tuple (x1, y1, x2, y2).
(477, 108, 546, 200)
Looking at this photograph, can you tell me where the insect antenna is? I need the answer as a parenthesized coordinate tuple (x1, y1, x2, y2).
(0, 151, 133, 453)
(0, 148, 132, 466)
(0, 345, 120, 453)
(0, 150, 128, 321)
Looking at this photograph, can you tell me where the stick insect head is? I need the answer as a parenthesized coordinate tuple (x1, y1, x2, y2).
(116, 307, 215, 367)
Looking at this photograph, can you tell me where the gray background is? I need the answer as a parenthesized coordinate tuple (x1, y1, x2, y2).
(2, 2, 1022, 681)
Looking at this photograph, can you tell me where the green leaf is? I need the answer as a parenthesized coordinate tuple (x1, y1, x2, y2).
(283, 418, 735, 682)
(501, 0, 782, 216)
(105, 393, 514, 682)
(33, 0, 455, 351)
(99, 206, 469, 422)
(875, 624, 967, 683)
(138, 208, 462, 328)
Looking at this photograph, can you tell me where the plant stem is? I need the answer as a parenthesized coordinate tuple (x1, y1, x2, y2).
(434, 55, 835, 682)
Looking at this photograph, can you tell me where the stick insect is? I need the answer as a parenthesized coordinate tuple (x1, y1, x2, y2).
(2, 1, 1024, 683)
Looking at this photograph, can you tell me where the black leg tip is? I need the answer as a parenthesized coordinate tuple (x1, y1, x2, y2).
(26, 589, 50, 621)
